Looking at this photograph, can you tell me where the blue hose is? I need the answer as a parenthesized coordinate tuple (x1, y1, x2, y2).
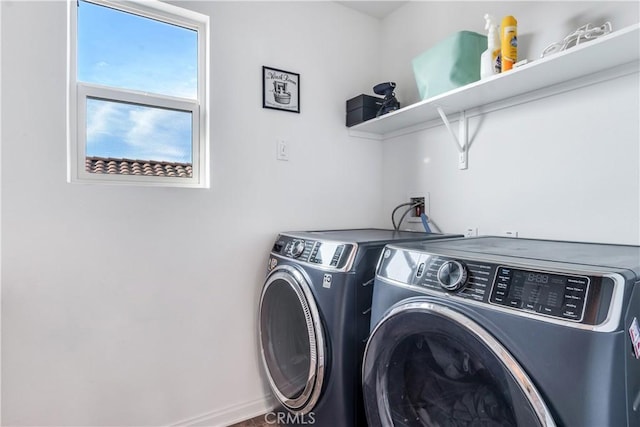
(421, 213, 432, 233)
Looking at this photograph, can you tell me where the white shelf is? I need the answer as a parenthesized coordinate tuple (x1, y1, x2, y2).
(349, 23, 640, 140)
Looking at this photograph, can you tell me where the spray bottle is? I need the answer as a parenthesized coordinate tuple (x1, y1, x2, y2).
(501, 15, 517, 72)
(480, 14, 501, 79)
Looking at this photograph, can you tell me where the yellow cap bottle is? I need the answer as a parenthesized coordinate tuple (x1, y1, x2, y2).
(501, 15, 517, 72)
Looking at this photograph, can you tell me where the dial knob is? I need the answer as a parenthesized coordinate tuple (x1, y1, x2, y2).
(291, 240, 305, 258)
(437, 260, 467, 291)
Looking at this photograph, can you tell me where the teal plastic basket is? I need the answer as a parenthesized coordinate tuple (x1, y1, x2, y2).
(412, 31, 487, 100)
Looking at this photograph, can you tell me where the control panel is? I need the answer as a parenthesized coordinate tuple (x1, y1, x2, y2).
(489, 267, 588, 321)
(272, 235, 352, 270)
(399, 254, 608, 325)
(416, 256, 493, 303)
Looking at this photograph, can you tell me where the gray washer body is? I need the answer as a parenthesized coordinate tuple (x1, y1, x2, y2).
(367, 236, 640, 427)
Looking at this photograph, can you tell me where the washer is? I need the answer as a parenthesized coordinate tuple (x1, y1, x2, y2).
(259, 229, 461, 426)
(363, 236, 640, 427)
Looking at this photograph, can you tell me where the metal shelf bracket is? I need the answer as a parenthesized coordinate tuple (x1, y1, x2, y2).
(436, 107, 468, 170)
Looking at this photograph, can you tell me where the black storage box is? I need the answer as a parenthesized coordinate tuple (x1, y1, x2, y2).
(346, 94, 383, 127)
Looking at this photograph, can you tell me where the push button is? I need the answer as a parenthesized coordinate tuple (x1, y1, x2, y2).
(541, 306, 554, 315)
(507, 299, 521, 308)
(416, 263, 426, 278)
(494, 289, 507, 298)
(561, 303, 580, 319)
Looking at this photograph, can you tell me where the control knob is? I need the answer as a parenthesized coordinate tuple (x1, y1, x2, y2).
(437, 260, 467, 291)
(291, 240, 306, 258)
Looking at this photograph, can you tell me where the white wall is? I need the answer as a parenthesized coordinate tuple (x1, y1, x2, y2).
(2, 1, 639, 426)
(0, 1, 383, 425)
(379, 1, 640, 244)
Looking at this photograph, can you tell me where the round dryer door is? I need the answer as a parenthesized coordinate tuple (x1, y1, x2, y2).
(259, 265, 325, 414)
(362, 298, 556, 427)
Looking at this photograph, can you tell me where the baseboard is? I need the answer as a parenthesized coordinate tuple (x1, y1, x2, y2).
(170, 395, 275, 427)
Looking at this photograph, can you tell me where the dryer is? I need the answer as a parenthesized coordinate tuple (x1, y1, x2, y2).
(363, 236, 640, 427)
(259, 229, 460, 426)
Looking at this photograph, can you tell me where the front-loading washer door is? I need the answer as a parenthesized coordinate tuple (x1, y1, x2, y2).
(362, 298, 556, 427)
(259, 265, 325, 414)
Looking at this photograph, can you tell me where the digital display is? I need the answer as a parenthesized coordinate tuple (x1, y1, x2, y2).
(308, 242, 346, 267)
(508, 270, 564, 308)
(313, 243, 338, 264)
(491, 266, 589, 321)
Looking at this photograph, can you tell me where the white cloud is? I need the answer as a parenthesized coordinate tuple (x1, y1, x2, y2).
(125, 106, 191, 162)
(86, 100, 124, 144)
(86, 101, 191, 163)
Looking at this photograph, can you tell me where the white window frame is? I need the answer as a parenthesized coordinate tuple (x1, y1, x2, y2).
(67, 0, 210, 188)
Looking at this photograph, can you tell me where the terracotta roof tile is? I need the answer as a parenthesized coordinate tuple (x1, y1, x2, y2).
(85, 157, 193, 178)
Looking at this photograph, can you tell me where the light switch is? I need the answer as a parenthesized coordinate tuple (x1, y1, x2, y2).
(277, 139, 289, 161)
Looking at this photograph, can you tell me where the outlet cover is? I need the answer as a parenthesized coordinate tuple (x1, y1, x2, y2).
(465, 227, 478, 238)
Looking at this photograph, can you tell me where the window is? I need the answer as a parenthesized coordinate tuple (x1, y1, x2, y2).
(68, 0, 209, 187)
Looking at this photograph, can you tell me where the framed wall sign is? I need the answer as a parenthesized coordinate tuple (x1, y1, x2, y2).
(262, 66, 300, 113)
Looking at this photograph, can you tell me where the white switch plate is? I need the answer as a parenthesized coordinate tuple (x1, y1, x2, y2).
(276, 139, 289, 161)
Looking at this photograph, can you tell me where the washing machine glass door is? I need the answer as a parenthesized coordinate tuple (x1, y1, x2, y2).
(362, 299, 555, 427)
(259, 266, 325, 414)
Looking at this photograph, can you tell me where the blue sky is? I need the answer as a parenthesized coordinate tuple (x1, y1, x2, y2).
(78, 0, 197, 163)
